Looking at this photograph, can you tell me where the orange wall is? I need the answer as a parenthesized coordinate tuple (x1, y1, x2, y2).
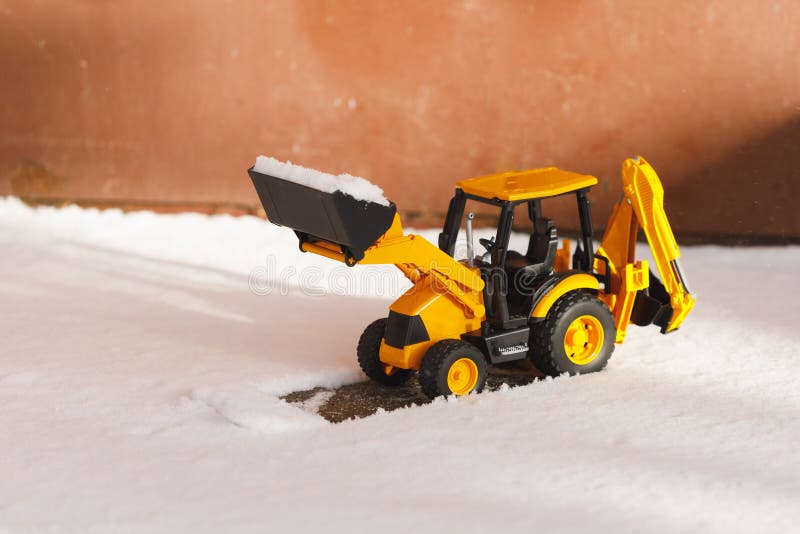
(1, 1, 798, 239)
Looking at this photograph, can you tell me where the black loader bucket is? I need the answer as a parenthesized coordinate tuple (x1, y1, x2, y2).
(248, 167, 397, 263)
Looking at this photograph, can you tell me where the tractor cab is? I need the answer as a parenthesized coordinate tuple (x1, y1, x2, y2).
(438, 167, 600, 330)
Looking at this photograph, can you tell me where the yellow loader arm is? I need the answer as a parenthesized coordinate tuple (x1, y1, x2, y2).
(596, 157, 696, 341)
(301, 214, 486, 319)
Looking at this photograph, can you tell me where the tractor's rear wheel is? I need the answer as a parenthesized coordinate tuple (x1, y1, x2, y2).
(530, 291, 616, 376)
(357, 318, 412, 386)
(419, 340, 488, 399)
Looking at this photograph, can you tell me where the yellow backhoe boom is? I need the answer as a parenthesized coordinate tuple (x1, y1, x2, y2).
(597, 157, 696, 341)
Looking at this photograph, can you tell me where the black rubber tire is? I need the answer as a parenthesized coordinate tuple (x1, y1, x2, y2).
(357, 318, 413, 386)
(530, 291, 616, 376)
(418, 340, 488, 399)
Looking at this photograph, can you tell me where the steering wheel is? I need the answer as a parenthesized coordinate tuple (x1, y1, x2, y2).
(478, 236, 495, 263)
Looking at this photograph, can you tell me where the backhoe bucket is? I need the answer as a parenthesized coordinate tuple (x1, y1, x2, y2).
(248, 168, 397, 262)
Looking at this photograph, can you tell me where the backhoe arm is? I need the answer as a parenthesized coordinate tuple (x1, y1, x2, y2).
(597, 157, 695, 340)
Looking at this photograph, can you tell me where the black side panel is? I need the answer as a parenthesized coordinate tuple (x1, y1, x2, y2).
(248, 167, 396, 262)
(630, 270, 674, 333)
(384, 311, 430, 349)
(462, 326, 530, 364)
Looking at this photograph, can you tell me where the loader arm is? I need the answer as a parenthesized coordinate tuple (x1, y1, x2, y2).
(596, 157, 695, 341)
(300, 214, 486, 319)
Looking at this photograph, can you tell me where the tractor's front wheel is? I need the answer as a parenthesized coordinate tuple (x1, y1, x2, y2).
(530, 291, 616, 376)
(419, 340, 488, 399)
(357, 318, 413, 386)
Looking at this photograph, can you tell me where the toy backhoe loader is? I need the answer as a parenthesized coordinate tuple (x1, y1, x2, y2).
(248, 156, 695, 399)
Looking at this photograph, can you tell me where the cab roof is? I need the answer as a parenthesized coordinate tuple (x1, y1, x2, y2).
(456, 167, 598, 202)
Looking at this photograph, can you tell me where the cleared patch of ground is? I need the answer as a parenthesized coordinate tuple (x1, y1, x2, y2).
(282, 360, 545, 423)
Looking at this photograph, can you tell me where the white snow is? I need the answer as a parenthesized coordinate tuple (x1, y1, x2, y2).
(253, 155, 390, 206)
(1, 196, 799, 533)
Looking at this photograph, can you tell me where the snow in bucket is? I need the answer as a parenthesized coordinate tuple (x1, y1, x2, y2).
(253, 155, 390, 206)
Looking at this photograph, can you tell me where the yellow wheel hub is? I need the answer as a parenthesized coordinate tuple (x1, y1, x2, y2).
(446, 357, 479, 395)
(564, 315, 604, 365)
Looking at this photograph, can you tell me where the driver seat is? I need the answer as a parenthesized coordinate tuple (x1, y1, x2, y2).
(505, 217, 558, 281)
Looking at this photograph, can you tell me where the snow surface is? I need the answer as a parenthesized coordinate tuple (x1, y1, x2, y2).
(253, 156, 390, 206)
(1, 196, 799, 533)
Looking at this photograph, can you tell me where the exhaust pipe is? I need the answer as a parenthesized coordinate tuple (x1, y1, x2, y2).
(466, 212, 475, 268)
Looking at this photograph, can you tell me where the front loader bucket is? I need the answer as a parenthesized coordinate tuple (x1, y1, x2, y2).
(248, 167, 397, 263)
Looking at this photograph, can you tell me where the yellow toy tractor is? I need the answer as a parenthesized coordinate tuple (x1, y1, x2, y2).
(248, 157, 695, 399)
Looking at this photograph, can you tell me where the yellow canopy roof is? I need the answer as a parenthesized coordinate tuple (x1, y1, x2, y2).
(457, 167, 598, 201)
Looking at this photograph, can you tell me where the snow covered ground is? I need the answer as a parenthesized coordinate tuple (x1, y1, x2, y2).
(0, 197, 798, 533)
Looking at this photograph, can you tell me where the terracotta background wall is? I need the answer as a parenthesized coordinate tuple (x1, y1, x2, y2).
(1, 0, 798, 241)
